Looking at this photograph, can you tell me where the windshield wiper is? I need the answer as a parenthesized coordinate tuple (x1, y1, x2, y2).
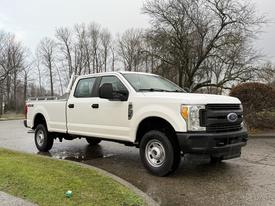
(138, 88, 185, 93)
(167, 90, 185, 93)
(138, 88, 169, 92)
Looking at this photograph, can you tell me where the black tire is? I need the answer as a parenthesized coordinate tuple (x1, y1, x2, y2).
(34, 124, 54, 152)
(210, 156, 223, 164)
(140, 130, 181, 176)
(86, 137, 101, 145)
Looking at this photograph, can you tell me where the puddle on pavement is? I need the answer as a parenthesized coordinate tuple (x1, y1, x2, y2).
(37, 145, 116, 162)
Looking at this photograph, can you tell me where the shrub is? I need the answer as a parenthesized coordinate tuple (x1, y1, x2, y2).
(230, 82, 275, 130)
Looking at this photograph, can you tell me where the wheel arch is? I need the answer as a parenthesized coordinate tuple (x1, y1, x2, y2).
(135, 116, 178, 146)
(33, 113, 47, 129)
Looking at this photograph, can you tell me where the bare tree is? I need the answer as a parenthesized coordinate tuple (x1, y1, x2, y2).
(74, 24, 85, 75)
(34, 50, 43, 95)
(0, 31, 14, 81)
(256, 62, 275, 84)
(143, 0, 265, 91)
(117, 28, 144, 71)
(110, 42, 116, 71)
(11, 42, 25, 111)
(37, 37, 56, 96)
(55, 27, 73, 77)
(100, 28, 111, 72)
(21, 63, 33, 102)
(0, 30, 27, 113)
(88, 23, 101, 73)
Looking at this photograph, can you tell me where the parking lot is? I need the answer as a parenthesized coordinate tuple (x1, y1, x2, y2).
(1, 120, 275, 206)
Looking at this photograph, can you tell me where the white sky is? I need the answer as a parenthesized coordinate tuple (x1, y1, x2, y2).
(0, 0, 274, 62)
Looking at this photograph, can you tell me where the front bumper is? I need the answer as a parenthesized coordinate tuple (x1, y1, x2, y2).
(176, 129, 248, 159)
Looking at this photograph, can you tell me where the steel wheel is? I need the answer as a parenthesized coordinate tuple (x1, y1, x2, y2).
(36, 129, 45, 147)
(140, 130, 181, 176)
(34, 124, 54, 152)
(145, 139, 166, 167)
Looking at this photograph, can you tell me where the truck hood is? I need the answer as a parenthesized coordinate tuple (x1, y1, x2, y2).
(142, 92, 241, 105)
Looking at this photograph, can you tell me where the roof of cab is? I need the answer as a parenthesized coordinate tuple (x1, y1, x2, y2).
(77, 71, 157, 78)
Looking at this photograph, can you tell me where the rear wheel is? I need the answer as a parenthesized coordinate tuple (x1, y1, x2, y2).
(140, 130, 181, 176)
(86, 137, 101, 146)
(34, 124, 54, 152)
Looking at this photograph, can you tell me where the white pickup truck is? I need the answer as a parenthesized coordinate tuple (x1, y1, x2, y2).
(24, 72, 248, 176)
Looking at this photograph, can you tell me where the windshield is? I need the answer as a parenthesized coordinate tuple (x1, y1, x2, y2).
(123, 73, 185, 92)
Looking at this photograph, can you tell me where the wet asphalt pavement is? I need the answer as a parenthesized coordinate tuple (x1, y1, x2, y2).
(1, 120, 275, 206)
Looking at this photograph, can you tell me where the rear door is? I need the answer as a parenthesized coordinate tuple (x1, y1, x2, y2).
(66, 77, 100, 136)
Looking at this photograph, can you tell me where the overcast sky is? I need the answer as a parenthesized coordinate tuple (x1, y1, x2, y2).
(0, 0, 274, 62)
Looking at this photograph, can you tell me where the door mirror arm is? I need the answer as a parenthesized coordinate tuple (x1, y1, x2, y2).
(113, 91, 128, 101)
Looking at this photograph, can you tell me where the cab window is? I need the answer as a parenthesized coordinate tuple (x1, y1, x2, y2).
(99, 76, 127, 92)
(74, 78, 96, 98)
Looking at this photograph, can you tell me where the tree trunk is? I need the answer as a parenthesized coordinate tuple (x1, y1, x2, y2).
(92, 56, 96, 73)
(56, 67, 64, 95)
(104, 49, 107, 72)
(66, 44, 73, 77)
(111, 47, 115, 72)
(151, 55, 154, 73)
(0, 82, 3, 116)
(37, 65, 42, 95)
(13, 70, 17, 113)
(95, 50, 99, 73)
(49, 62, 54, 96)
(23, 72, 27, 102)
(178, 68, 183, 88)
(6, 73, 10, 109)
(145, 55, 149, 73)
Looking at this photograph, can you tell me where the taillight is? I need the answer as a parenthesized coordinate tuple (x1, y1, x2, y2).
(24, 104, 28, 119)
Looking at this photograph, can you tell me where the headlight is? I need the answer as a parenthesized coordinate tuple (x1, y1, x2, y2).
(181, 105, 206, 131)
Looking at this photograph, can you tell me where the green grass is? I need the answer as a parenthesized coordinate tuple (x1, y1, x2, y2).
(0, 113, 24, 121)
(0, 148, 143, 206)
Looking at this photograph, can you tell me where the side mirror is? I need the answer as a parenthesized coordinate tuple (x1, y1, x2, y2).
(99, 83, 129, 101)
(99, 83, 114, 100)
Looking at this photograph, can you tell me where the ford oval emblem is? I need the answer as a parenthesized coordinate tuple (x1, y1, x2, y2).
(227, 113, 238, 123)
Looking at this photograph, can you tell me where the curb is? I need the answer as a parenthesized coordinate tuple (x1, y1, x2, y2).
(249, 133, 275, 138)
(67, 160, 159, 206)
(0, 191, 38, 206)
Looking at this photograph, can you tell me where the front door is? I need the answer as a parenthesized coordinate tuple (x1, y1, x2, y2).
(94, 75, 131, 141)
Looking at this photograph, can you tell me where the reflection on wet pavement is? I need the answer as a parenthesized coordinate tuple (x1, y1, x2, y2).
(38, 144, 117, 162)
(1, 120, 275, 206)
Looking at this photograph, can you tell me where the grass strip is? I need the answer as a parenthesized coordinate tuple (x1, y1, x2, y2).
(0, 148, 143, 206)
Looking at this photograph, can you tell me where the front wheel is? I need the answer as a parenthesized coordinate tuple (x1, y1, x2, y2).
(140, 130, 181, 176)
(34, 124, 54, 152)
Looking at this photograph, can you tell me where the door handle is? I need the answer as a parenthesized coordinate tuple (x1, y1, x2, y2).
(91, 104, 99, 109)
(68, 104, 74, 108)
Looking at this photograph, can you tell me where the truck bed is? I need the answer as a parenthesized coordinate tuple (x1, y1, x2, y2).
(26, 98, 68, 133)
